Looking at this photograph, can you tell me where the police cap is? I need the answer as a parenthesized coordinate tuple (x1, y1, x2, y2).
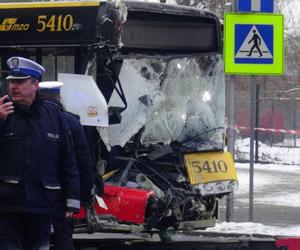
(39, 81, 64, 94)
(6, 57, 45, 81)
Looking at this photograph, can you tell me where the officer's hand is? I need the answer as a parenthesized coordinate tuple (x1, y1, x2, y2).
(0, 95, 14, 120)
(66, 211, 74, 218)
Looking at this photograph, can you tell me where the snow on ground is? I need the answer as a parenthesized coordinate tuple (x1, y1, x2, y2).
(207, 163, 300, 235)
(236, 161, 300, 174)
(256, 192, 300, 208)
(236, 162, 300, 207)
(206, 222, 300, 236)
(235, 138, 300, 165)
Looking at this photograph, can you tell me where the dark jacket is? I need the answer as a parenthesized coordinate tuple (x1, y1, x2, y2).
(64, 111, 94, 203)
(0, 95, 80, 214)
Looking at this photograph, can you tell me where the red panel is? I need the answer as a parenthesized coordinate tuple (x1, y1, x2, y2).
(74, 184, 154, 224)
(276, 238, 300, 250)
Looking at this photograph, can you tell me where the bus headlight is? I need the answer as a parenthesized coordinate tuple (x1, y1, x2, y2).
(194, 180, 238, 196)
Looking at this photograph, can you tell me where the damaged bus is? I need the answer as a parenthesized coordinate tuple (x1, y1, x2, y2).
(0, 0, 237, 238)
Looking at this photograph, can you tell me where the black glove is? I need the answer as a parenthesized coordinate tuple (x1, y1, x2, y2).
(94, 174, 104, 196)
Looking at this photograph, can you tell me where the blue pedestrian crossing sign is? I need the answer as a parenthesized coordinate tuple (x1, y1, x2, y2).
(235, 24, 273, 64)
(238, 0, 274, 13)
(224, 13, 284, 75)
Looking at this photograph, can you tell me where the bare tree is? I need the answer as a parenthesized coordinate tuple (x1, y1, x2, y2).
(175, 0, 226, 17)
(281, 0, 300, 78)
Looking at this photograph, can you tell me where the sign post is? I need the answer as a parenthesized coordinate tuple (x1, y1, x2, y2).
(249, 76, 256, 221)
(224, 0, 284, 222)
(225, 0, 237, 223)
(237, 0, 274, 13)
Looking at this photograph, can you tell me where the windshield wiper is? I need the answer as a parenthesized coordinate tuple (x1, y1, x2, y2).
(180, 126, 224, 146)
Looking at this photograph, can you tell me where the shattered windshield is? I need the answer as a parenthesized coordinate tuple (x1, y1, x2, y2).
(100, 55, 225, 152)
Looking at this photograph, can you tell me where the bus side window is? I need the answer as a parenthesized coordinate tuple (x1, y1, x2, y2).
(42, 55, 75, 81)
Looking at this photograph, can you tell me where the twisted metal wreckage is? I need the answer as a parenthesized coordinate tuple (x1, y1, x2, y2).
(0, 0, 239, 243)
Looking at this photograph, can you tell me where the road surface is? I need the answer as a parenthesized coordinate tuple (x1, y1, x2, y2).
(219, 164, 300, 227)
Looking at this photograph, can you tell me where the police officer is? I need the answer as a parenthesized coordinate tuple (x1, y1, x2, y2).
(0, 57, 80, 250)
(39, 81, 94, 250)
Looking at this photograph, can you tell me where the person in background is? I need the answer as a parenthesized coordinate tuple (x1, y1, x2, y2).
(39, 81, 94, 250)
(0, 57, 80, 250)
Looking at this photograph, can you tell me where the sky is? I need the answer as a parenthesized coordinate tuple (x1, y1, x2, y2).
(283, 0, 300, 29)
(130, 0, 300, 29)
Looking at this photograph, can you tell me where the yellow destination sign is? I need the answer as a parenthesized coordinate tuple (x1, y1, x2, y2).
(224, 13, 284, 75)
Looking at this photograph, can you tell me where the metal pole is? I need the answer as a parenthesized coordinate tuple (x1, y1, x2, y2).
(231, 0, 237, 11)
(271, 99, 274, 146)
(255, 83, 260, 162)
(249, 76, 256, 222)
(225, 0, 236, 222)
(226, 75, 235, 222)
(294, 99, 296, 147)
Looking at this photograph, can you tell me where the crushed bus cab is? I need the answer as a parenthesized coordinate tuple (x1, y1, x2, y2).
(0, 0, 237, 240)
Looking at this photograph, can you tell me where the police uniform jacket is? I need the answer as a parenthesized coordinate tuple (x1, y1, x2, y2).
(64, 111, 94, 204)
(0, 95, 80, 214)
(44, 99, 94, 204)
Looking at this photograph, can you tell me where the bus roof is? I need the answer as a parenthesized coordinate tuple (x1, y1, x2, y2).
(0, 1, 221, 54)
